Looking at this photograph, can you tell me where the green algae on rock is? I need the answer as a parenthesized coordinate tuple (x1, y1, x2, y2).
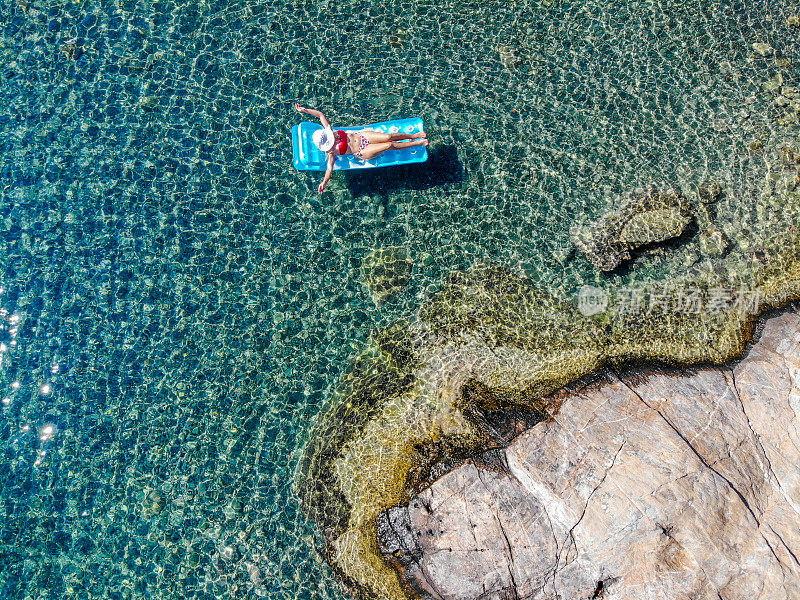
(296, 320, 420, 541)
(570, 185, 694, 272)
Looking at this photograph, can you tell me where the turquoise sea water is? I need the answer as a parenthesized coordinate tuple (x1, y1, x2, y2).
(1, 1, 798, 599)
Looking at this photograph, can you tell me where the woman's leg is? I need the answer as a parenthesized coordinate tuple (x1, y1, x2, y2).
(389, 131, 427, 140)
(360, 129, 427, 144)
(357, 139, 428, 161)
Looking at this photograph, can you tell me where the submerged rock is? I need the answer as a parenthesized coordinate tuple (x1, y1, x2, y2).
(697, 180, 722, 203)
(699, 226, 728, 257)
(570, 185, 693, 271)
(498, 45, 523, 69)
(380, 310, 800, 600)
(776, 94, 792, 108)
(781, 146, 800, 166)
(140, 487, 166, 519)
(360, 246, 414, 303)
(752, 42, 775, 57)
(388, 30, 409, 49)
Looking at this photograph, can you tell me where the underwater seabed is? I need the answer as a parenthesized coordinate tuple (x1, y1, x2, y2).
(295, 95, 800, 600)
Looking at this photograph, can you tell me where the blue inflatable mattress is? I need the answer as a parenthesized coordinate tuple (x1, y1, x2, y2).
(291, 117, 427, 171)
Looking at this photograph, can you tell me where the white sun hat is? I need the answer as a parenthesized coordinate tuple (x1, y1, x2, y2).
(312, 127, 335, 152)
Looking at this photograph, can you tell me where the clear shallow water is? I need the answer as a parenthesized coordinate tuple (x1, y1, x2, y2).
(0, 0, 797, 599)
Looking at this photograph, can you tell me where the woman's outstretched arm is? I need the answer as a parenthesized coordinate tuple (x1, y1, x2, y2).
(295, 103, 331, 129)
(318, 154, 335, 193)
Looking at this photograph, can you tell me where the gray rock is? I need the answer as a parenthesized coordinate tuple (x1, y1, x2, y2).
(377, 505, 422, 571)
(570, 186, 692, 271)
(380, 310, 800, 600)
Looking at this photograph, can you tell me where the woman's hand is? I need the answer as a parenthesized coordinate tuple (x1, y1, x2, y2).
(294, 103, 306, 113)
(318, 182, 326, 193)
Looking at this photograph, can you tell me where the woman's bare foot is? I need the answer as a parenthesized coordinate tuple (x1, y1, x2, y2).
(412, 132, 427, 139)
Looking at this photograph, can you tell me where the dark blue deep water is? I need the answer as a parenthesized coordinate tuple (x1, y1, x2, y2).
(1, 0, 798, 598)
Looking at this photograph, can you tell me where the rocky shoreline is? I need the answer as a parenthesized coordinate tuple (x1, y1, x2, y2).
(295, 24, 800, 600)
(296, 246, 800, 600)
(378, 308, 800, 600)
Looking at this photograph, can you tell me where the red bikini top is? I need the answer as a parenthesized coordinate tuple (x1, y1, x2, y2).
(336, 130, 348, 155)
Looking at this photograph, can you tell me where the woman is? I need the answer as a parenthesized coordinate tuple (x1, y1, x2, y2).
(294, 103, 428, 193)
